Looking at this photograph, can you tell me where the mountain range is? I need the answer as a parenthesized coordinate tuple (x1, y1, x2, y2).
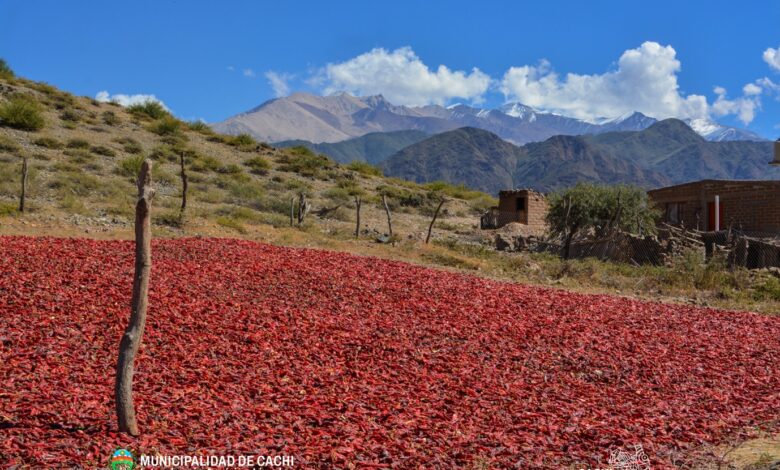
(212, 92, 766, 146)
(380, 121, 780, 194)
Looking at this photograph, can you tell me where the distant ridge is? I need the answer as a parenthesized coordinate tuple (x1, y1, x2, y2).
(380, 121, 780, 193)
(213, 92, 767, 145)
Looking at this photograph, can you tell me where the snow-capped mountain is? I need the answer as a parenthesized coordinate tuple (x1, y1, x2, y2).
(212, 92, 767, 145)
(684, 118, 766, 142)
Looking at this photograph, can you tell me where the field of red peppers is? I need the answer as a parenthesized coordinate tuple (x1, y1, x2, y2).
(1, 236, 779, 468)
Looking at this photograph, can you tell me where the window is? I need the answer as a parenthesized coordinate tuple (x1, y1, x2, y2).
(666, 202, 685, 224)
(516, 197, 526, 211)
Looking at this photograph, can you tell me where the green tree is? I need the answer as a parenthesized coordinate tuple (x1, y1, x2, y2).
(0, 59, 13, 79)
(546, 183, 658, 258)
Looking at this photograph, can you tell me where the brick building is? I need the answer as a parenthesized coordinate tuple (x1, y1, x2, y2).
(481, 189, 548, 230)
(647, 180, 780, 234)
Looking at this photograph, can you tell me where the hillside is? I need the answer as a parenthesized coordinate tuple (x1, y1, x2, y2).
(381, 121, 779, 193)
(214, 91, 766, 146)
(0, 76, 494, 242)
(274, 129, 429, 164)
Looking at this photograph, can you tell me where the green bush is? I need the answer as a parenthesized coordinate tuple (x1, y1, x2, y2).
(186, 120, 213, 134)
(0, 135, 19, 152)
(0, 59, 14, 80)
(117, 155, 145, 177)
(33, 136, 62, 149)
(229, 133, 257, 150)
(148, 116, 182, 136)
(190, 154, 222, 173)
(60, 109, 81, 122)
(0, 94, 45, 131)
(346, 160, 382, 177)
(66, 138, 90, 149)
(277, 147, 334, 178)
(243, 156, 271, 175)
(64, 148, 95, 164)
(91, 145, 116, 157)
(102, 110, 120, 126)
(114, 137, 144, 154)
(127, 101, 168, 119)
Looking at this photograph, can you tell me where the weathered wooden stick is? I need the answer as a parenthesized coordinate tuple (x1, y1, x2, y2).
(115, 159, 154, 436)
(179, 152, 187, 215)
(425, 198, 446, 244)
(354, 196, 362, 239)
(290, 197, 295, 227)
(381, 194, 393, 237)
(18, 157, 27, 213)
(297, 192, 310, 225)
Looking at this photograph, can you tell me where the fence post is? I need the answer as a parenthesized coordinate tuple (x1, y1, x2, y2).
(381, 194, 393, 237)
(18, 156, 28, 213)
(425, 198, 446, 244)
(354, 196, 362, 239)
(115, 159, 154, 436)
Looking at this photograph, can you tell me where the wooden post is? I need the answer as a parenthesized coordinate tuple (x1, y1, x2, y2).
(290, 197, 295, 227)
(179, 152, 187, 216)
(18, 157, 27, 213)
(354, 196, 362, 239)
(297, 192, 310, 225)
(381, 194, 393, 237)
(115, 159, 154, 436)
(425, 198, 446, 244)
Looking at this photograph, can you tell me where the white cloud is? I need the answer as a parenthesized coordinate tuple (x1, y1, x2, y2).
(243, 68, 255, 78)
(499, 41, 721, 122)
(265, 71, 293, 97)
(763, 46, 780, 72)
(321, 46, 491, 106)
(95, 91, 167, 109)
(711, 86, 761, 124)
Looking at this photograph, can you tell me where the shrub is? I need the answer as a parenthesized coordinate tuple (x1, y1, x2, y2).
(346, 160, 382, 177)
(114, 137, 144, 154)
(243, 156, 270, 175)
(33, 136, 62, 149)
(59, 109, 81, 122)
(102, 110, 120, 126)
(66, 138, 90, 149)
(229, 133, 257, 150)
(0, 135, 19, 152)
(154, 211, 183, 228)
(64, 148, 96, 164)
(190, 154, 222, 173)
(0, 59, 14, 80)
(90, 145, 116, 157)
(277, 146, 334, 178)
(186, 120, 213, 134)
(117, 155, 145, 177)
(148, 116, 182, 136)
(127, 101, 168, 119)
(0, 94, 45, 131)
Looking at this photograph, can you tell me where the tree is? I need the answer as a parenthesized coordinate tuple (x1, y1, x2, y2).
(0, 58, 13, 80)
(381, 194, 393, 237)
(115, 159, 154, 436)
(545, 183, 658, 259)
(354, 195, 362, 238)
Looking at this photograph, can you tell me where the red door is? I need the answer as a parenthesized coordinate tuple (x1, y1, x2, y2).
(707, 201, 724, 231)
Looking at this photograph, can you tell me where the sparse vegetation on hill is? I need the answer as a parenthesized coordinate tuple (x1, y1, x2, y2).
(0, 74, 493, 245)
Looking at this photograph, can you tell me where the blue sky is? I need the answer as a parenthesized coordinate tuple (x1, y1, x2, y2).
(2, 0, 779, 137)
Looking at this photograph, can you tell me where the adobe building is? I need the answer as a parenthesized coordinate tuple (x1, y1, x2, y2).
(647, 180, 780, 234)
(481, 189, 548, 230)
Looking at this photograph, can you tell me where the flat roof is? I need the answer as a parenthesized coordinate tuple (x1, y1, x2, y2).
(647, 179, 780, 194)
